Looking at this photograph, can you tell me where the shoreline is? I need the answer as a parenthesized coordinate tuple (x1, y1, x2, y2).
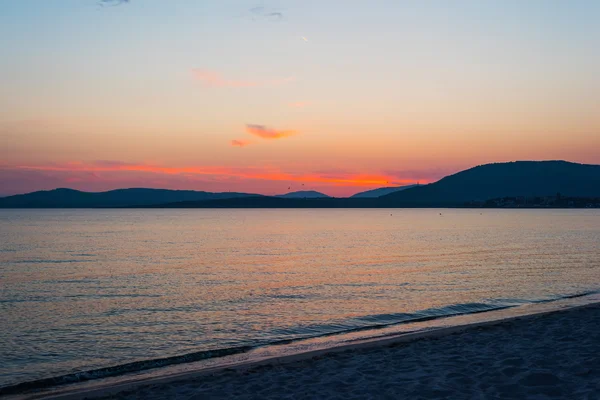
(12, 293, 600, 400)
(2, 206, 599, 209)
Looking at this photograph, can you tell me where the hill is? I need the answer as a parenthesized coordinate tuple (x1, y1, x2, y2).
(275, 190, 330, 199)
(2, 161, 598, 208)
(0, 188, 256, 208)
(380, 161, 600, 206)
(350, 185, 419, 198)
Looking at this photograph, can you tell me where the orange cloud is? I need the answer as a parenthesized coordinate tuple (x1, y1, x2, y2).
(245, 124, 297, 139)
(231, 139, 251, 147)
(191, 69, 295, 88)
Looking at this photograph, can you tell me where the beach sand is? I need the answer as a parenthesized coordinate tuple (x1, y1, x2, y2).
(87, 304, 600, 400)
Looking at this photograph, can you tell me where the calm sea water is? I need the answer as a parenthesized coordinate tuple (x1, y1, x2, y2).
(1, 209, 599, 389)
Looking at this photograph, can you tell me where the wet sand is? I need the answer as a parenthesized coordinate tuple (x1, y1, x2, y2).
(87, 304, 600, 400)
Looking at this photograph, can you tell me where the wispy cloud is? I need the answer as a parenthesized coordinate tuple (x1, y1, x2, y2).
(93, 160, 137, 167)
(231, 139, 252, 147)
(98, 0, 129, 6)
(248, 6, 283, 21)
(191, 69, 295, 88)
(245, 124, 297, 139)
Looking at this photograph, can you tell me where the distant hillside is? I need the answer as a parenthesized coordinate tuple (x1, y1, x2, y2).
(380, 161, 600, 206)
(0, 188, 256, 208)
(351, 185, 418, 198)
(275, 190, 330, 199)
(3, 161, 598, 208)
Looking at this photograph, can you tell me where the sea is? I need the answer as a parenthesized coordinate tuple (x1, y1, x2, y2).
(1, 209, 599, 393)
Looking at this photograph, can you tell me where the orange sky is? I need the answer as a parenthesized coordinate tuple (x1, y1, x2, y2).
(1, 1, 599, 196)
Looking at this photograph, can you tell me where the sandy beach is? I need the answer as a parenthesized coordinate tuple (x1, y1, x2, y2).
(72, 303, 599, 400)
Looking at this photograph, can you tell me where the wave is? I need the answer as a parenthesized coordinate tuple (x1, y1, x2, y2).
(11, 259, 94, 264)
(0, 346, 253, 396)
(2, 289, 599, 396)
(264, 302, 513, 344)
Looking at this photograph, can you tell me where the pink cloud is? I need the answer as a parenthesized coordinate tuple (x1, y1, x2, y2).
(92, 160, 137, 167)
(191, 69, 295, 88)
(245, 124, 297, 139)
(231, 139, 251, 147)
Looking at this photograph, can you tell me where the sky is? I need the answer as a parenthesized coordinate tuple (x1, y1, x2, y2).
(1, 0, 599, 197)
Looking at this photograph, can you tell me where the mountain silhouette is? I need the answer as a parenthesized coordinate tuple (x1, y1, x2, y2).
(1, 161, 599, 208)
(350, 184, 419, 198)
(379, 161, 600, 206)
(275, 190, 330, 199)
(0, 188, 256, 208)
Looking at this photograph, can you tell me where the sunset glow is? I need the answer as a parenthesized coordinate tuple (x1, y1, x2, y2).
(2, 161, 416, 196)
(1, 1, 599, 196)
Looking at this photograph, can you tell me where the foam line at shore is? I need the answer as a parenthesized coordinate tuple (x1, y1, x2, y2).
(4, 290, 599, 397)
(8, 291, 600, 400)
(0, 302, 512, 396)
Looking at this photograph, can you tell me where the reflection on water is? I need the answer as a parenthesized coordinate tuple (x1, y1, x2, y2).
(1, 209, 599, 387)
